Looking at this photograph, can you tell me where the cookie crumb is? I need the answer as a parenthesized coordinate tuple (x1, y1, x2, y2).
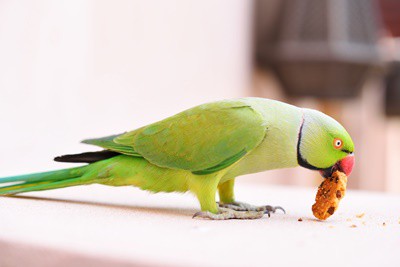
(383, 222, 386, 226)
(362, 221, 366, 226)
(356, 213, 365, 219)
(350, 224, 357, 228)
(298, 218, 303, 222)
(346, 218, 352, 222)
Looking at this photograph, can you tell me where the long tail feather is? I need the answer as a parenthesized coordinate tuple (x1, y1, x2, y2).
(0, 167, 87, 184)
(0, 177, 91, 195)
(0, 166, 94, 195)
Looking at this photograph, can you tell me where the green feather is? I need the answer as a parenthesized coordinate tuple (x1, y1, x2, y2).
(0, 166, 89, 195)
(114, 100, 266, 172)
(192, 149, 247, 175)
(82, 133, 141, 156)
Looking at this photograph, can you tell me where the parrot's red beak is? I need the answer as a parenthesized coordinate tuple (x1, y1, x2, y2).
(338, 154, 354, 176)
(319, 154, 355, 178)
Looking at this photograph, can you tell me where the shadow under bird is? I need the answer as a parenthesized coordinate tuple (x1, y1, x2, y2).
(0, 98, 355, 219)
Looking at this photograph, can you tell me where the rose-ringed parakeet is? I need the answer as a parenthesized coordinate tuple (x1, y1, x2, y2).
(0, 98, 354, 220)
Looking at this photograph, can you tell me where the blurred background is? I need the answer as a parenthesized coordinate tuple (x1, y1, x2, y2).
(0, 0, 399, 193)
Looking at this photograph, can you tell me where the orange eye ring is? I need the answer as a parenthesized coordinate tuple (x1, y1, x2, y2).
(333, 138, 343, 149)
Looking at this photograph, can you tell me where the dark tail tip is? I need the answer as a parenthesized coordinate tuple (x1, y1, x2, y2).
(54, 150, 120, 163)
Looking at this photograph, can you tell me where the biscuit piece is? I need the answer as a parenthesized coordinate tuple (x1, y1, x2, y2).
(312, 171, 347, 220)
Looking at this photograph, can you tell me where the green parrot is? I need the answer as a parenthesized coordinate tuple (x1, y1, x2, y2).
(0, 98, 355, 220)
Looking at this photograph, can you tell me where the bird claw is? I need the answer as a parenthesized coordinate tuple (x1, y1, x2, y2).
(218, 201, 286, 216)
(192, 211, 205, 219)
(258, 205, 286, 214)
(192, 207, 264, 220)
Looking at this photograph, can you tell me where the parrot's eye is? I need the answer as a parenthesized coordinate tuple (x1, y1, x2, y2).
(333, 138, 343, 149)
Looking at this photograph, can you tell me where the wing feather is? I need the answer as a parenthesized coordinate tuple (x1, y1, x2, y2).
(114, 100, 267, 173)
(81, 100, 267, 174)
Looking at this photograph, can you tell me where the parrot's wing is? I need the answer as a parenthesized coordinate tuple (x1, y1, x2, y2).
(82, 133, 141, 156)
(112, 100, 267, 174)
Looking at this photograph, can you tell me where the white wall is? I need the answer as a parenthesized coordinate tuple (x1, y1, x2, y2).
(0, 0, 253, 175)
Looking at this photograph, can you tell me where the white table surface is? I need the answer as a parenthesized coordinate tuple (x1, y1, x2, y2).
(0, 183, 399, 267)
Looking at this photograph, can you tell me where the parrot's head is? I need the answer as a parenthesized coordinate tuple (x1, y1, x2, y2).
(298, 109, 355, 178)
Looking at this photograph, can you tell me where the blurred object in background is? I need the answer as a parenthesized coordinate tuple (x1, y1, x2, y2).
(379, 0, 400, 37)
(253, 0, 400, 193)
(380, 0, 400, 116)
(385, 61, 400, 116)
(255, 0, 382, 98)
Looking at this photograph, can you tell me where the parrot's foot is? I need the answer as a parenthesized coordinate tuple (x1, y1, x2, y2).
(192, 207, 264, 220)
(218, 201, 285, 217)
